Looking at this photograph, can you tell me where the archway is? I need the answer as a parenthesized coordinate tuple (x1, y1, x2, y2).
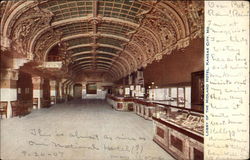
(16, 71, 33, 115)
(73, 84, 82, 99)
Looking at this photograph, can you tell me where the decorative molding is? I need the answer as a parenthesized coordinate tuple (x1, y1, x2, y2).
(0, 1, 204, 81)
(49, 80, 56, 86)
(0, 69, 19, 81)
(39, 62, 63, 69)
(34, 29, 62, 62)
(9, 6, 53, 59)
(13, 58, 29, 70)
(32, 76, 44, 85)
(0, 36, 11, 51)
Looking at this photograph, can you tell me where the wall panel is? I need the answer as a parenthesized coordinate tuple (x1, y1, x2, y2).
(144, 38, 204, 86)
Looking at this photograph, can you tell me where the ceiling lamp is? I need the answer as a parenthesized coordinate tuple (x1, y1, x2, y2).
(58, 40, 72, 72)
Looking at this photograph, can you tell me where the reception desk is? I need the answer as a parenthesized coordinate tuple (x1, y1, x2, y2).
(106, 95, 157, 120)
(106, 95, 134, 111)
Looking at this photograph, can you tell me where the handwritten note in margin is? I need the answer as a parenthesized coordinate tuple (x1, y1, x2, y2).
(205, 1, 249, 160)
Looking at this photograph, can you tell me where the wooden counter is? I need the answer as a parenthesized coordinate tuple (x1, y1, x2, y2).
(106, 95, 156, 117)
(106, 95, 134, 111)
(106, 95, 204, 159)
(134, 99, 156, 120)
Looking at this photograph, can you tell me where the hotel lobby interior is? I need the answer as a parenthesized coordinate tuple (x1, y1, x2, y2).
(0, 1, 204, 160)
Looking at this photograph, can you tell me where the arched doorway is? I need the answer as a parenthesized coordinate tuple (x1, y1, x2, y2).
(74, 84, 82, 99)
(16, 71, 33, 115)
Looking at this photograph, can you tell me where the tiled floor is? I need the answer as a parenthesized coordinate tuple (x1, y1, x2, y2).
(0, 99, 174, 160)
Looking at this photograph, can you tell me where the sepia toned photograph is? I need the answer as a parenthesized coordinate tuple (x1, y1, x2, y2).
(1, 0, 247, 160)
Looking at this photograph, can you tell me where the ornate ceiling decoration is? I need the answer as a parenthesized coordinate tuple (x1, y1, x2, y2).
(0, 0, 204, 81)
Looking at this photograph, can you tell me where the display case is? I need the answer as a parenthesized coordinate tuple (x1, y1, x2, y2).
(106, 95, 134, 112)
(191, 71, 204, 112)
(127, 103, 134, 111)
(177, 87, 185, 107)
(148, 84, 191, 109)
(154, 105, 203, 135)
(135, 99, 144, 117)
(152, 104, 203, 160)
(134, 99, 156, 120)
(154, 104, 170, 118)
(143, 103, 155, 120)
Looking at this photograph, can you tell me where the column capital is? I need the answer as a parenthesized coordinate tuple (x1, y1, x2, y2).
(0, 68, 19, 81)
(13, 58, 30, 70)
(0, 36, 11, 51)
(49, 80, 56, 86)
(32, 76, 44, 85)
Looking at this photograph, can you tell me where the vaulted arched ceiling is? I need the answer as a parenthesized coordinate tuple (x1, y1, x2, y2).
(0, 0, 204, 81)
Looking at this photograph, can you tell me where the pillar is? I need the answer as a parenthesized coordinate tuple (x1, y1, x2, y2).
(70, 83, 74, 97)
(58, 81, 63, 102)
(0, 69, 18, 118)
(68, 81, 74, 100)
(65, 82, 70, 101)
(60, 79, 70, 102)
(32, 76, 44, 109)
(62, 83, 67, 102)
(50, 80, 57, 105)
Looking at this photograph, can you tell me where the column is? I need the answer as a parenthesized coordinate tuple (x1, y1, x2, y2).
(68, 82, 74, 100)
(65, 82, 70, 102)
(69, 82, 74, 97)
(49, 80, 57, 105)
(63, 83, 67, 102)
(32, 76, 43, 109)
(0, 69, 18, 118)
(61, 79, 67, 102)
(57, 81, 62, 102)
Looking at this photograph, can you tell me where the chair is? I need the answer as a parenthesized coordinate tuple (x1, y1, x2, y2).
(33, 98, 38, 109)
(26, 100, 33, 112)
(20, 100, 30, 116)
(0, 101, 8, 118)
(11, 101, 20, 117)
(41, 98, 51, 108)
(18, 101, 25, 116)
(50, 96, 56, 104)
(128, 103, 134, 111)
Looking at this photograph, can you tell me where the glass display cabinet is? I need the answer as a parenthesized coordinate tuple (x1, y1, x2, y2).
(154, 104, 170, 119)
(169, 87, 178, 106)
(149, 85, 191, 109)
(154, 104, 203, 135)
(152, 104, 204, 160)
(177, 87, 185, 107)
(191, 71, 204, 112)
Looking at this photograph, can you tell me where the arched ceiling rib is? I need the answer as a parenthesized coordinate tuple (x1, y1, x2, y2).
(72, 51, 117, 58)
(1, 0, 204, 81)
(31, 17, 138, 55)
(74, 57, 114, 63)
(74, 65, 120, 79)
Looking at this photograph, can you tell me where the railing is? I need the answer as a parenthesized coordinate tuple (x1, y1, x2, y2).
(10, 100, 32, 117)
(0, 101, 8, 118)
(47, 55, 61, 61)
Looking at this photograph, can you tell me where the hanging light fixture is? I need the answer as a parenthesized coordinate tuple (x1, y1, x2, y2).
(57, 39, 72, 73)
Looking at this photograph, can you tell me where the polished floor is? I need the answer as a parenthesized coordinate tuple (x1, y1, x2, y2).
(1, 99, 174, 160)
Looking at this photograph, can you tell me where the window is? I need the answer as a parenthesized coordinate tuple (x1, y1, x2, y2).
(148, 86, 191, 108)
(25, 88, 30, 94)
(86, 83, 97, 94)
(17, 88, 21, 94)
